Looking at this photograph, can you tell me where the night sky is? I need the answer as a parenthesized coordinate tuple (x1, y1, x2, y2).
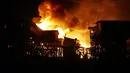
(1, 0, 42, 23)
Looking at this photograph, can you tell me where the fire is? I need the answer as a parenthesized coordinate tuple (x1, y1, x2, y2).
(33, 1, 91, 48)
(56, 28, 70, 38)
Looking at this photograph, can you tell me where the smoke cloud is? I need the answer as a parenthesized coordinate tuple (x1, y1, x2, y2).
(65, 0, 121, 27)
(117, 0, 130, 20)
(38, 0, 130, 27)
(43, 0, 125, 26)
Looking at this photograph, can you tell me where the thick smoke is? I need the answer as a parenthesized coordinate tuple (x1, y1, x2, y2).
(47, 0, 123, 26)
(117, 0, 130, 20)
(64, 0, 121, 27)
(37, 0, 130, 27)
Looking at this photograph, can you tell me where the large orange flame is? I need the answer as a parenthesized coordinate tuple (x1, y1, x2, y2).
(33, 2, 91, 48)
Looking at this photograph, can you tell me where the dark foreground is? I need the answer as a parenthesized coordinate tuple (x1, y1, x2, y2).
(1, 56, 129, 72)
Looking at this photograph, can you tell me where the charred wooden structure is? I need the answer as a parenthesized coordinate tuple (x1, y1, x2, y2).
(89, 20, 130, 64)
(63, 37, 79, 60)
(24, 22, 83, 59)
(24, 30, 63, 57)
(24, 34, 82, 59)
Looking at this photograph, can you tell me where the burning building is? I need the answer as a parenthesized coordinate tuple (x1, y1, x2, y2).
(32, 0, 91, 48)
(24, 0, 92, 59)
